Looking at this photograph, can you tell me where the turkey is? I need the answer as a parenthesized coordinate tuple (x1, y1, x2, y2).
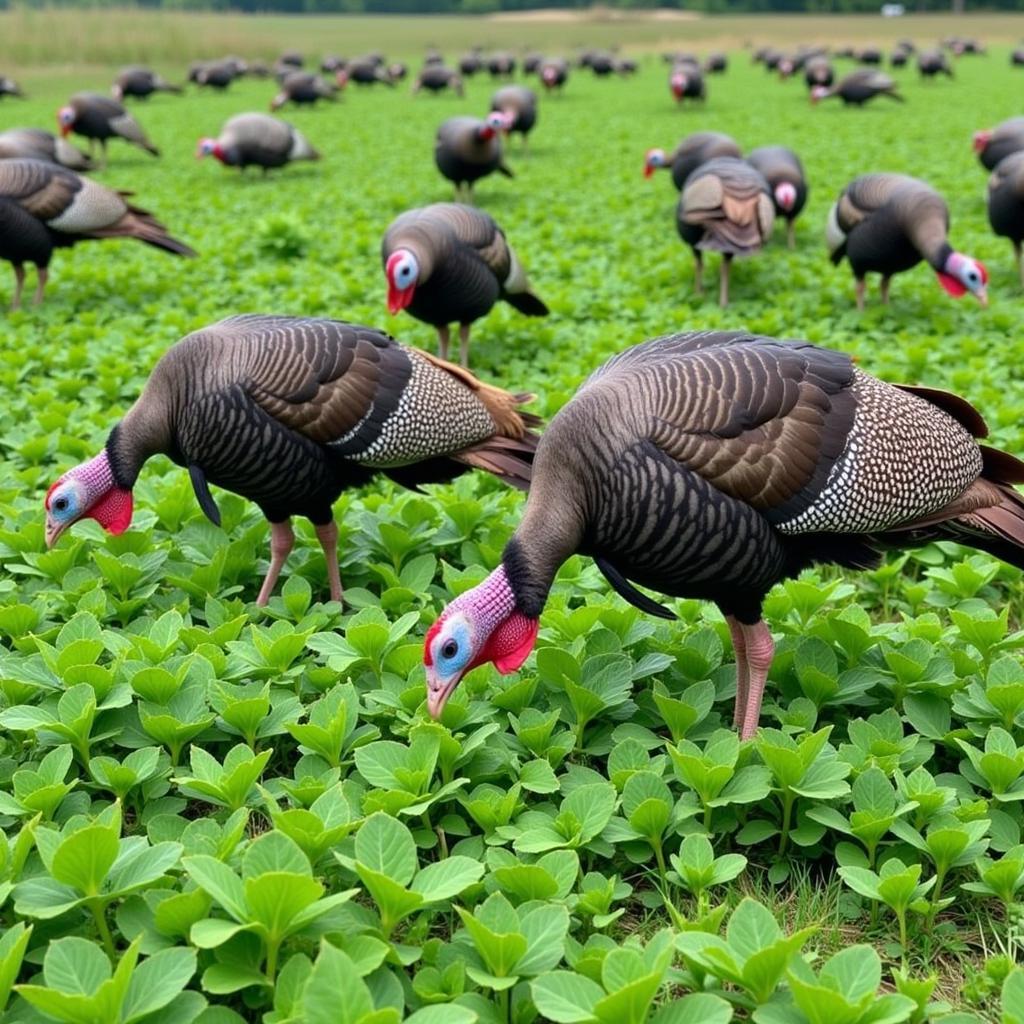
(523, 52, 544, 75)
(987, 152, 1024, 287)
(57, 93, 159, 167)
(388, 62, 408, 82)
(412, 65, 464, 97)
(804, 56, 835, 90)
(489, 85, 538, 149)
(589, 52, 616, 76)
(540, 58, 569, 92)
(342, 57, 394, 86)
(270, 72, 338, 110)
(974, 116, 1024, 171)
(434, 116, 513, 201)
(382, 203, 548, 368)
(278, 51, 304, 69)
(113, 67, 182, 101)
(669, 62, 705, 104)
(857, 46, 883, 64)
(422, 329, 1024, 735)
(1013, 48, 1024, 67)
(459, 53, 483, 76)
(0, 129, 94, 171)
(644, 130, 742, 191)
(192, 61, 237, 90)
(811, 69, 903, 106)
(0, 76, 24, 99)
(616, 58, 638, 76)
(488, 53, 516, 78)
(891, 47, 910, 68)
(917, 48, 954, 79)
(827, 173, 987, 310)
(704, 52, 728, 73)
(746, 146, 808, 249)
(321, 55, 347, 74)
(197, 113, 319, 173)
(676, 157, 774, 307)
(44, 315, 539, 607)
(0, 158, 194, 310)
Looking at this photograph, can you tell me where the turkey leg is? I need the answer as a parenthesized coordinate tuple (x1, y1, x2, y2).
(436, 325, 451, 361)
(718, 254, 732, 308)
(315, 520, 343, 603)
(725, 615, 749, 730)
(738, 620, 774, 740)
(10, 264, 24, 311)
(256, 519, 295, 606)
(458, 323, 471, 368)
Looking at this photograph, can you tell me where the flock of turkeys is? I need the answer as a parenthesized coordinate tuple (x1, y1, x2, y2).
(14, 37, 1024, 737)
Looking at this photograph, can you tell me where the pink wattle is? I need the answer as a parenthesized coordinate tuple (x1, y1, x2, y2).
(486, 614, 540, 674)
(90, 488, 134, 534)
(937, 271, 967, 298)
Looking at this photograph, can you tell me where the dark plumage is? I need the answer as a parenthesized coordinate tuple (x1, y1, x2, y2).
(423, 330, 1024, 736)
(746, 145, 808, 249)
(704, 52, 728, 73)
(413, 65, 464, 97)
(804, 56, 835, 89)
(459, 54, 483, 76)
(321, 55, 347, 73)
(197, 113, 319, 173)
(827, 173, 988, 309)
(0, 76, 24, 99)
(113, 67, 182, 101)
(340, 58, 393, 87)
(45, 315, 540, 606)
(434, 116, 512, 201)
(523, 52, 544, 75)
(669, 62, 705, 104)
(677, 157, 774, 307)
(811, 69, 903, 106)
(488, 53, 516, 78)
(539, 59, 569, 92)
(490, 85, 538, 148)
(891, 48, 910, 68)
(0, 129, 94, 171)
(0, 158, 194, 310)
(987, 152, 1024, 287)
(917, 48, 954, 79)
(644, 130, 742, 191)
(192, 61, 237, 90)
(270, 72, 337, 110)
(589, 52, 616, 76)
(857, 46, 883, 64)
(382, 203, 548, 367)
(974, 116, 1024, 171)
(57, 93, 158, 167)
(1012, 48, 1024, 67)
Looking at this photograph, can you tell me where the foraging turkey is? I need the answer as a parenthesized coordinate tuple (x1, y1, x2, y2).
(0, 76, 23, 99)
(986, 152, 1024, 287)
(644, 130, 742, 192)
(388, 63, 408, 82)
(459, 53, 483, 76)
(197, 113, 319, 173)
(191, 61, 237, 90)
(271, 72, 337, 110)
(523, 53, 544, 75)
(974, 117, 1024, 171)
(487, 53, 516, 78)
(616, 58, 638, 76)
(589, 52, 616, 76)
(434, 117, 512, 201)
(677, 157, 774, 307)
(57, 93, 158, 166)
(669, 62, 705, 104)
(44, 315, 539, 607)
(0, 129, 94, 171)
(340, 58, 393, 87)
(540, 58, 569, 92)
(704, 52, 728, 74)
(891, 47, 910, 68)
(0, 158, 194, 310)
(1013, 48, 1024, 67)
(811, 69, 903, 106)
(113, 67, 182, 101)
(746, 146, 807, 250)
(917, 48, 954, 79)
(413, 65, 464, 97)
(382, 203, 548, 368)
(321, 55, 347, 74)
(422, 329, 1024, 736)
(857, 46, 883, 65)
(278, 51, 304, 69)
(490, 85, 538, 148)
(827, 173, 987, 310)
(804, 56, 835, 90)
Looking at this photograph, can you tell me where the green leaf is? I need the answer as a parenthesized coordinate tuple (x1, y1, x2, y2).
(122, 947, 197, 1023)
(51, 824, 119, 895)
(354, 812, 418, 886)
(530, 970, 603, 1023)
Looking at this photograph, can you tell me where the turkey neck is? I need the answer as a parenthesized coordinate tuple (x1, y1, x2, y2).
(899, 188, 952, 270)
(106, 391, 174, 488)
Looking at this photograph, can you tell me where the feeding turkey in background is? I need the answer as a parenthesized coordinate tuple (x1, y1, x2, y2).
(57, 93, 159, 167)
(0, 128, 94, 170)
(974, 116, 1024, 171)
(746, 145, 808, 249)
(433, 116, 513, 202)
(489, 85, 538, 150)
(113, 67, 182, 101)
(197, 113, 319, 173)
(811, 69, 903, 106)
(987, 151, 1024, 288)
(644, 131, 742, 191)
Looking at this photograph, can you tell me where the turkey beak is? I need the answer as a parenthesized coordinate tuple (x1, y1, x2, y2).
(426, 666, 461, 719)
(977, 287, 989, 307)
(59, 124, 70, 137)
(45, 514, 67, 549)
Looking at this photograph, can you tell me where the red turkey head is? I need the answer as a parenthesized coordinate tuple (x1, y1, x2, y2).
(44, 450, 133, 548)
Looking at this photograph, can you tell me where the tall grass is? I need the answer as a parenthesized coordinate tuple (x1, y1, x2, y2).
(0, 7, 1021, 71)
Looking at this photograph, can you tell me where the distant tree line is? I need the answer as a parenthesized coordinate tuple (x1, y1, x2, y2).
(0, 0, 1012, 15)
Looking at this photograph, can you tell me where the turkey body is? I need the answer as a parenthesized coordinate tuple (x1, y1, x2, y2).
(490, 85, 537, 142)
(975, 117, 1024, 171)
(746, 145, 807, 248)
(669, 63, 705, 103)
(193, 62, 236, 90)
(917, 49, 953, 78)
(649, 131, 741, 191)
(540, 59, 569, 91)
(434, 117, 512, 199)
(676, 157, 774, 306)
(271, 72, 337, 109)
(0, 129, 94, 171)
(816, 69, 903, 105)
(0, 158, 194, 309)
(59, 93, 159, 165)
(414, 66, 464, 96)
(424, 331, 1024, 734)
(987, 151, 1024, 285)
(804, 56, 834, 88)
(0, 76, 23, 98)
(201, 113, 319, 172)
(114, 67, 181, 100)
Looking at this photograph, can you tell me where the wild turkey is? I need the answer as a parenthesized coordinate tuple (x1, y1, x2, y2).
(669, 62, 705, 104)
(424, 49, 444, 67)
(523, 52, 544, 75)
(540, 58, 569, 92)
(490, 85, 538, 149)
(811, 69, 903, 106)
(987, 152, 1024, 287)
(857, 46, 883, 64)
(422, 330, 1024, 734)
(677, 158, 774, 307)
(278, 51, 304, 69)
(615, 58, 638, 76)
(412, 65, 464, 97)
(488, 53, 516, 78)
(917, 48, 954, 79)
(459, 53, 483, 76)
(44, 315, 539, 607)
(321, 55, 347, 74)
(746, 146, 808, 249)
(0, 158, 194, 310)
(0, 76, 24, 99)
(382, 203, 548, 368)
(761, 48, 784, 71)
(57, 93, 159, 167)
(0, 129, 94, 171)
(1012, 48, 1024, 67)
(197, 113, 319, 173)
(191, 61, 237, 90)
(388, 63, 408, 82)
(827, 173, 987, 310)
(113, 67, 182, 101)
(704, 52, 728, 73)
(804, 56, 835, 90)
(271, 72, 338, 110)
(974, 116, 1024, 171)
(589, 52, 616, 76)
(339, 58, 393, 87)
(891, 47, 910, 68)
(434, 116, 512, 201)
(644, 130, 742, 191)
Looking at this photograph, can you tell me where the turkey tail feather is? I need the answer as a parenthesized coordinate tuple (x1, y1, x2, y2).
(453, 433, 538, 490)
(89, 207, 196, 256)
